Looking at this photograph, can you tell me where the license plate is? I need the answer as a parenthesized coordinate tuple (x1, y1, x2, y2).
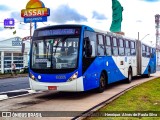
(48, 86, 57, 90)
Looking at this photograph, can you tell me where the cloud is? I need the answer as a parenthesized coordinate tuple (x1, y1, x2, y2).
(49, 4, 87, 23)
(141, 0, 160, 2)
(0, 27, 4, 31)
(10, 11, 23, 22)
(92, 11, 107, 20)
(0, 5, 10, 11)
(136, 20, 143, 22)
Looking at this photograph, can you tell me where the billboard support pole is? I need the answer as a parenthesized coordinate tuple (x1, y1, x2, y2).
(30, 21, 32, 37)
(34, 22, 37, 29)
(30, 21, 32, 45)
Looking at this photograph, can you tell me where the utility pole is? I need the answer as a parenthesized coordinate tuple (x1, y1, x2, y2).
(30, 21, 32, 38)
(30, 21, 33, 46)
(155, 14, 160, 70)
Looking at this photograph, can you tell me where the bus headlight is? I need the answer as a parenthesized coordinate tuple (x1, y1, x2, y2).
(29, 72, 36, 81)
(67, 72, 78, 82)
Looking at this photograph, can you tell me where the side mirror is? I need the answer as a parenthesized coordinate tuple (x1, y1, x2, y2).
(84, 37, 92, 57)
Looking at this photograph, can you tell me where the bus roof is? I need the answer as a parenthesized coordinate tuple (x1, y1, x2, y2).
(34, 24, 137, 41)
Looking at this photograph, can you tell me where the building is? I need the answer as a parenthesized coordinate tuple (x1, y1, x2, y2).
(0, 37, 30, 73)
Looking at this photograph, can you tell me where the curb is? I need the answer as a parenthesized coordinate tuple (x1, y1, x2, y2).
(0, 89, 37, 101)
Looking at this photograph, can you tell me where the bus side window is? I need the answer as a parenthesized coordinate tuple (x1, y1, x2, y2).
(150, 48, 154, 58)
(142, 45, 146, 57)
(125, 40, 130, 56)
(146, 46, 150, 58)
(97, 34, 105, 56)
(105, 36, 112, 56)
(118, 39, 125, 56)
(152, 48, 155, 58)
(112, 37, 118, 56)
(84, 31, 96, 57)
(131, 41, 136, 56)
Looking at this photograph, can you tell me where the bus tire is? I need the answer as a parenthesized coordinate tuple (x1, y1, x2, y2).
(146, 68, 151, 78)
(127, 68, 132, 83)
(96, 72, 106, 93)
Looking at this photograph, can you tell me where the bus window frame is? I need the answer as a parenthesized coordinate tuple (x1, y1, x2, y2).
(111, 37, 119, 56)
(105, 35, 112, 56)
(118, 38, 125, 56)
(97, 34, 105, 56)
(130, 41, 136, 56)
(124, 39, 131, 56)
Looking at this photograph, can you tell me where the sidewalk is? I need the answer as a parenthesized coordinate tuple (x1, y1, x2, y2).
(0, 73, 28, 79)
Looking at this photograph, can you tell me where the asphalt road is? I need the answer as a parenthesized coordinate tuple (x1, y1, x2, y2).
(0, 77, 29, 93)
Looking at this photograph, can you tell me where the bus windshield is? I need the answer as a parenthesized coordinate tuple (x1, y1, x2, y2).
(31, 36, 79, 70)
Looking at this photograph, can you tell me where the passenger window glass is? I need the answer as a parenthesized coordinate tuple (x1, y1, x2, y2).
(119, 48, 124, 56)
(84, 31, 96, 57)
(113, 47, 118, 56)
(113, 38, 117, 46)
(142, 45, 146, 57)
(125, 40, 129, 48)
(131, 42, 135, 48)
(98, 35, 103, 44)
(106, 36, 111, 46)
(125, 48, 130, 56)
(106, 46, 112, 56)
(119, 39, 124, 47)
(97, 35, 105, 56)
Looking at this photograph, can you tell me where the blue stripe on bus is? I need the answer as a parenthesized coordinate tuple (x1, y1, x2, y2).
(143, 55, 156, 75)
(83, 56, 126, 91)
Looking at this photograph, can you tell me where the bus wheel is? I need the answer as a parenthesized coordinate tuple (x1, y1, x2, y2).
(96, 72, 106, 93)
(146, 68, 151, 78)
(127, 68, 132, 83)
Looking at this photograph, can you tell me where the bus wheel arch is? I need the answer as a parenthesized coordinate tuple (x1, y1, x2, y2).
(96, 70, 108, 93)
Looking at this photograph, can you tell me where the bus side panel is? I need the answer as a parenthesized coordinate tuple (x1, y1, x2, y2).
(141, 57, 150, 74)
(83, 56, 126, 91)
(143, 56, 156, 74)
(83, 57, 104, 91)
(105, 56, 126, 84)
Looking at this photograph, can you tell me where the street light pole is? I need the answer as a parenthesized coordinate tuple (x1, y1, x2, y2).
(138, 32, 140, 40)
(140, 34, 150, 41)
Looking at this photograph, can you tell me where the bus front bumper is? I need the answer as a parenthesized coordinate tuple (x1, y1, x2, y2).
(29, 77, 84, 92)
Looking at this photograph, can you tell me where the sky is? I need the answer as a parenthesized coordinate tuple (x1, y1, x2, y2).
(0, 0, 160, 46)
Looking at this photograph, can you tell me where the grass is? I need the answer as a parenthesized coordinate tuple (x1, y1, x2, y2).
(84, 78, 160, 120)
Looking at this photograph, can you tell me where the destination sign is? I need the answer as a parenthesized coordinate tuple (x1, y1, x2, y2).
(35, 29, 79, 37)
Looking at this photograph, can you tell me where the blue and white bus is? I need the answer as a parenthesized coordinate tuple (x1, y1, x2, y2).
(29, 24, 156, 93)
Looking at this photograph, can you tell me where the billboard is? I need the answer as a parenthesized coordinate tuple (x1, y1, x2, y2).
(21, 0, 50, 23)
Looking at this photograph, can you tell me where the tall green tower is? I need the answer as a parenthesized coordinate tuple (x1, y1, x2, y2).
(110, 0, 123, 33)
